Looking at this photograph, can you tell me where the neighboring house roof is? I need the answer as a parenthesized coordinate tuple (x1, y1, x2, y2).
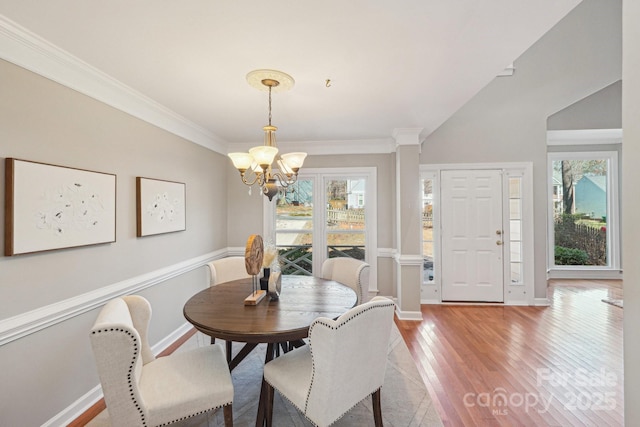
(579, 175, 607, 192)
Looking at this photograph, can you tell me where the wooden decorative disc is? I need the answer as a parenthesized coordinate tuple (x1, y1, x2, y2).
(244, 234, 264, 276)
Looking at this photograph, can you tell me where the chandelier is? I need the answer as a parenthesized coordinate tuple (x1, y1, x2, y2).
(228, 69, 307, 201)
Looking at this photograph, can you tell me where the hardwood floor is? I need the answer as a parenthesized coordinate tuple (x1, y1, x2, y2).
(395, 279, 624, 427)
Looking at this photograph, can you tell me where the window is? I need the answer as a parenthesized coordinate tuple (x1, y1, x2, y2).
(265, 167, 377, 288)
(421, 176, 435, 284)
(509, 177, 523, 284)
(547, 151, 619, 272)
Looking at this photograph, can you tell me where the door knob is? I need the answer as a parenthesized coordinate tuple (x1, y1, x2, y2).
(496, 230, 502, 235)
(496, 240, 503, 245)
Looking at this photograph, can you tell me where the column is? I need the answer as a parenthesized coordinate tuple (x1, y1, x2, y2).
(393, 128, 423, 320)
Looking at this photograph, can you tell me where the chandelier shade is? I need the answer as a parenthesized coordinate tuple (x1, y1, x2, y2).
(228, 69, 307, 201)
(248, 145, 279, 169)
(228, 152, 254, 171)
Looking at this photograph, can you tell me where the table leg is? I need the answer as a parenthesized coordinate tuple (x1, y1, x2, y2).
(255, 343, 276, 427)
(228, 343, 258, 371)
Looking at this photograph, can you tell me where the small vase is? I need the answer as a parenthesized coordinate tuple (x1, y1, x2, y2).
(268, 271, 282, 300)
(259, 268, 270, 291)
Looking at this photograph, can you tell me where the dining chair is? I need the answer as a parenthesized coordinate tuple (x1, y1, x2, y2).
(321, 257, 370, 304)
(207, 256, 251, 286)
(90, 295, 234, 427)
(262, 296, 395, 427)
(207, 256, 252, 360)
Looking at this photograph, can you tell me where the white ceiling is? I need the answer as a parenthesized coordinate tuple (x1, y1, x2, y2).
(0, 1, 581, 151)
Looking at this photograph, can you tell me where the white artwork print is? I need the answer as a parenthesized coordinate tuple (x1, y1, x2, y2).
(137, 178, 186, 236)
(9, 159, 116, 255)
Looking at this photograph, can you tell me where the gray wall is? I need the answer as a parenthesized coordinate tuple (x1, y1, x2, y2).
(622, 0, 640, 423)
(0, 59, 228, 426)
(548, 80, 622, 130)
(420, 0, 621, 299)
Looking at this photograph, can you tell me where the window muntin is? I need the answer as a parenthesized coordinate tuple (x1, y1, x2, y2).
(509, 177, 523, 284)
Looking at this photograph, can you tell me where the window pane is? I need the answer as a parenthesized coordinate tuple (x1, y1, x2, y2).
(510, 220, 521, 241)
(510, 245, 522, 263)
(326, 178, 367, 262)
(510, 263, 522, 283)
(552, 159, 608, 266)
(509, 178, 521, 198)
(326, 179, 366, 231)
(509, 199, 521, 220)
(276, 180, 313, 275)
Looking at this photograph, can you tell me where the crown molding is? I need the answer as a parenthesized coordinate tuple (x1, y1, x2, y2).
(230, 138, 397, 155)
(1, 15, 418, 157)
(546, 129, 623, 145)
(0, 15, 228, 154)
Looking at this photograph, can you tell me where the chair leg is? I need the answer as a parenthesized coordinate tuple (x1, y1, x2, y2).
(372, 389, 383, 427)
(223, 403, 233, 427)
(264, 379, 274, 427)
(226, 340, 233, 364)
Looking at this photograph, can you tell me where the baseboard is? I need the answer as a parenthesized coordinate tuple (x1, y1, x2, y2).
(395, 307, 423, 320)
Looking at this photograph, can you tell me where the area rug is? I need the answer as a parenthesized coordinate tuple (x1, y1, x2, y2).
(86, 323, 443, 427)
(602, 298, 623, 308)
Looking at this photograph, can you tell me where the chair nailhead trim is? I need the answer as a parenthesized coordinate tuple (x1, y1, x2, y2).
(92, 328, 233, 426)
(302, 301, 395, 423)
(92, 328, 147, 426)
(157, 402, 233, 426)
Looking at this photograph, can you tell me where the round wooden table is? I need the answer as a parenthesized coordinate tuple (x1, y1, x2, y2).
(184, 275, 357, 426)
(184, 275, 357, 345)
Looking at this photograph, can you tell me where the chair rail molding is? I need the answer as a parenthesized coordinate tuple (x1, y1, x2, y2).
(0, 248, 228, 346)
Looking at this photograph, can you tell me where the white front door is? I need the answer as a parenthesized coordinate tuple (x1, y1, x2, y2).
(441, 170, 504, 302)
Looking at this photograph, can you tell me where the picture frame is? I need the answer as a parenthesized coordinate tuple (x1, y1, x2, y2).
(136, 177, 186, 237)
(4, 158, 117, 256)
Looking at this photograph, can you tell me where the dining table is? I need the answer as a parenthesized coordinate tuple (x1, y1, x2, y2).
(183, 274, 357, 426)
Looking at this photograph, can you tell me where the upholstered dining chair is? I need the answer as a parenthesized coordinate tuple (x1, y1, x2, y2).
(321, 257, 370, 305)
(207, 256, 251, 287)
(207, 256, 252, 360)
(90, 295, 234, 427)
(262, 296, 395, 427)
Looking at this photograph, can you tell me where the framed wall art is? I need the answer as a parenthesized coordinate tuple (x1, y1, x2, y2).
(4, 158, 117, 256)
(136, 177, 186, 237)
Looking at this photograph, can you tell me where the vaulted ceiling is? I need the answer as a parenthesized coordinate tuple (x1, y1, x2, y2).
(0, 1, 582, 151)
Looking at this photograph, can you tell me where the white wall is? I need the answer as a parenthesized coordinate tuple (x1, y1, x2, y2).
(420, 0, 621, 299)
(0, 59, 228, 426)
